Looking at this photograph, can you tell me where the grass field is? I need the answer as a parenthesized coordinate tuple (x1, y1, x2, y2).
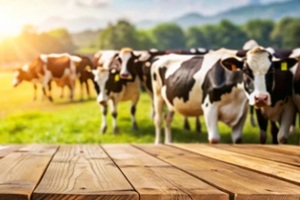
(0, 71, 299, 144)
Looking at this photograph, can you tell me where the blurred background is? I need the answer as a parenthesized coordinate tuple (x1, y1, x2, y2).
(0, 0, 299, 144)
(0, 0, 299, 68)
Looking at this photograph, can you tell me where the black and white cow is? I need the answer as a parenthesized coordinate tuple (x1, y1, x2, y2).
(151, 50, 248, 144)
(92, 63, 141, 134)
(116, 48, 209, 135)
(223, 46, 298, 143)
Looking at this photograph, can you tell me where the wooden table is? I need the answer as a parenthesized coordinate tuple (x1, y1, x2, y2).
(0, 144, 299, 200)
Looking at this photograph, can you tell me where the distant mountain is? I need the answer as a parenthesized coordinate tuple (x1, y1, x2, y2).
(136, 0, 300, 29)
(38, 0, 299, 33)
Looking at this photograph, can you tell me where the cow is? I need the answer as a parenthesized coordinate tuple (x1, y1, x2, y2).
(223, 46, 298, 143)
(75, 54, 100, 99)
(12, 64, 43, 100)
(22, 53, 82, 101)
(151, 50, 248, 144)
(92, 54, 141, 134)
(116, 48, 209, 135)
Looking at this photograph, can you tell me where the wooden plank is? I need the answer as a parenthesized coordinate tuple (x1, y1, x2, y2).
(213, 144, 300, 167)
(136, 144, 300, 200)
(0, 145, 23, 158)
(0, 144, 58, 200)
(33, 145, 138, 200)
(103, 144, 228, 200)
(173, 144, 300, 185)
(262, 145, 300, 156)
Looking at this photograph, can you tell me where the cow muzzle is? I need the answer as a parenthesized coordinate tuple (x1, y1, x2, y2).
(254, 94, 269, 108)
(98, 100, 107, 106)
(120, 72, 132, 79)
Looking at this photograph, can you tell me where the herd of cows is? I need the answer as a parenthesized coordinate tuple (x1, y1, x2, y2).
(12, 40, 300, 144)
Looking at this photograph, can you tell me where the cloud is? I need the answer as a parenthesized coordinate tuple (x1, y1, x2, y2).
(74, 0, 111, 7)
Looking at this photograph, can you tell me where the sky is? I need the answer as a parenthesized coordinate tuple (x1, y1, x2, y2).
(0, 0, 289, 38)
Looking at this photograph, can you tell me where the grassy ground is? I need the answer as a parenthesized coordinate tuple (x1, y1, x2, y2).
(0, 71, 299, 144)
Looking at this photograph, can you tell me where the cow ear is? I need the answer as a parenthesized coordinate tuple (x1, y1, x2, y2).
(272, 58, 297, 71)
(221, 57, 244, 72)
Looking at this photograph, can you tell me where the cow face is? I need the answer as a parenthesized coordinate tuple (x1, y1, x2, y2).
(92, 67, 110, 105)
(222, 47, 272, 107)
(12, 65, 30, 87)
(222, 46, 296, 108)
(118, 48, 141, 79)
(12, 69, 23, 87)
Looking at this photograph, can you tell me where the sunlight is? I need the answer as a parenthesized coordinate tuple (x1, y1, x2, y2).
(0, 19, 21, 40)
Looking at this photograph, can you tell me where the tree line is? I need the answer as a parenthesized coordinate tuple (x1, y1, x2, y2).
(0, 17, 299, 65)
(98, 17, 300, 50)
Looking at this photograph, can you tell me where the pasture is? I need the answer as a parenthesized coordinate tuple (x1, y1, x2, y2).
(0, 71, 299, 144)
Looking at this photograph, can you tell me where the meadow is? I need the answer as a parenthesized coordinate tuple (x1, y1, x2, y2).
(0, 71, 299, 144)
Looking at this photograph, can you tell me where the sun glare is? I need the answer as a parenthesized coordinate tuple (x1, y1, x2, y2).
(0, 19, 21, 41)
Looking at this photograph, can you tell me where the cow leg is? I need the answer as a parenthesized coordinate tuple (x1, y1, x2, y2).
(60, 86, 64, 99)
(153, 95, 164, 144)
(85, 80, 91, 99)
(68, 80, 75, 101)
(131, 104, 138, 131)
(79, 80, 84, 100)
(255, 109, 268, 144)
(195, 116, 201, 135)
(33, 84, 37, 101)
(270, 121, 279, 144)
(183, 117, 191, 131)
(164, 110, 174, 144)
(231, 111, 247, 144)
(277, 98, 296, 144)
(100, 104, 108, 134)
(202, 102, 220, 144)
(42, 73, 53, 102)
(110, 100, 119, 134)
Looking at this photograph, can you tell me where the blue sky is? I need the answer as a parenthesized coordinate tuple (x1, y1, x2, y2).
(0, 0, 289, 36)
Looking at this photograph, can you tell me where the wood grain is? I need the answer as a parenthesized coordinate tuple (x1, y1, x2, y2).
(213, 144, 300, 167)
(172, 144, 300, 185)
(103, 144, 228, 200)
(32, 145, 138, 200)
(0, 144, 58, 200)
(136, 144, 300, 200)
(0, 145, 23, 158)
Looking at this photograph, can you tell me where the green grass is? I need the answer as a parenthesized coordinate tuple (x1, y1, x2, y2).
(0, 71, 299, 144)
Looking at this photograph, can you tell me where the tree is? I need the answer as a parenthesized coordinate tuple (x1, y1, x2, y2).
(98, 20, 139, 49)
(152, 23, 186, 50)
(215, 20, 249, 49)
(243, 19, 274, 47)
(186, 26, 208, 49)
(271, 17, 300, 48)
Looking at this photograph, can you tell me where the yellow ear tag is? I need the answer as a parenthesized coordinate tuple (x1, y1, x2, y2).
(231, 64, 237, 71)
(114, 74, 120, 82)
(281, 62, 288, 71)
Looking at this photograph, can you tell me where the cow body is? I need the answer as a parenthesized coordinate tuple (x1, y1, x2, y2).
(26, 53, 82, 101)
(117, 48, 209, 134)
(151, 51, 248, 144)
(92, 60, 141, 134)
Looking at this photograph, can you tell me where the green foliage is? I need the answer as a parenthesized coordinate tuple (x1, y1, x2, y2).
(152, 23, 186, 50)
(243, 19, 274, 47)
(186, 27, 208, 48)
(98, 20, 139, 49)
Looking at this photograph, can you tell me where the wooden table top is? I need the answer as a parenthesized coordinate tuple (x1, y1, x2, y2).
(0, 144, 299, 200)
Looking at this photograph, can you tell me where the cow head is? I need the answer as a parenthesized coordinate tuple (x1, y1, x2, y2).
(12, 65, 30, 87)
(118, 48, 142, 79)
(92, 67, 122, 106)
(92, 67, 110, 105)
(222, 46, 297, 108)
